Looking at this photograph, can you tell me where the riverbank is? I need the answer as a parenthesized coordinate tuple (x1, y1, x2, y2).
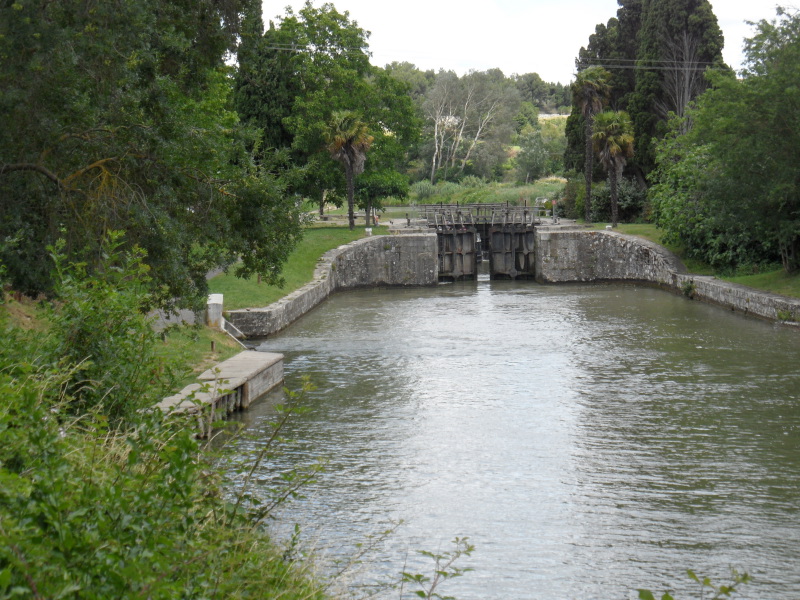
(210, 225, 380, 311)
(537, 227, 800, 324)
(599, 222, 800, 298)
(226, 232, 438, 338)
(0, 283, 330, 599)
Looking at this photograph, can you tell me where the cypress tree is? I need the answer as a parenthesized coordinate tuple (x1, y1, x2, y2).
(629, 0, 726, 175)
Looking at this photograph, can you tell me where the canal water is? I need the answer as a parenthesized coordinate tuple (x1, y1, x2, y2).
(228, 277, 800, 599)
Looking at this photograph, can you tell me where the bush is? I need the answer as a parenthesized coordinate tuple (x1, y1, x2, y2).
(558, 174, 585, 220)
(410, 180, 435, 201)
(46, 232, 180, 425)
(435, 181, 462, 198)
(459, 175, 486, 188)
(0, 243, 325, 599)
(590, 177, 648, 223)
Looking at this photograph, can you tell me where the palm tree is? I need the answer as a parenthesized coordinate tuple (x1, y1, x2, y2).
(571, 66, 612, 223)
(592, 110, 634, 228)
(324, 111, 373, 230)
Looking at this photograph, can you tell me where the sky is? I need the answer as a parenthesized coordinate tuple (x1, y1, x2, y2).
(261, 0, 781, 84)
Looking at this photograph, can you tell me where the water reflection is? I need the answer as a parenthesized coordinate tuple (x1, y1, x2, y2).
(227, 281, 800, 599)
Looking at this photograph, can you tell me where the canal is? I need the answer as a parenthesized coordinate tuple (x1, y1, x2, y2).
(226, 276, 800, 599)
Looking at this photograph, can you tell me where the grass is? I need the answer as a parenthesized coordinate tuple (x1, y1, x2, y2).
(723, 269, 800, 298)
(2, 293, 47, 330)
(593, 222, 800, 297)
(1, 292, 242, 387)
(156, 325, 242, 387)
(209, 225, 382, 310)
(592, 222, 713, 275)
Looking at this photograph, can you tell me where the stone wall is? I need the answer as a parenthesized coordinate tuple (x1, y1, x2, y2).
(227, 233, 438, 337)
(535, 227, 800, 323)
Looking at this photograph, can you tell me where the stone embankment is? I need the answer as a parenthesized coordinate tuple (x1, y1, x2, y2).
(535, 227, 800, 323)
(227, 233, 438, 338)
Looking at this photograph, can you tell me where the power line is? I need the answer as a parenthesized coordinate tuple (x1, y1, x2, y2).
(578, 62, 728, 72)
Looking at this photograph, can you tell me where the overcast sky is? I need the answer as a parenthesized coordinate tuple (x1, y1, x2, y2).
(262, 0, 781, 84)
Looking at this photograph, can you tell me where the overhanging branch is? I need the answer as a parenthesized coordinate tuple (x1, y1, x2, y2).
(0, 163, 63, 187)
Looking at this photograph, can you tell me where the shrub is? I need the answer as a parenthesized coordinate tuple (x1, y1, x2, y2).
(46, 232, 181, 425)
(459, 175, 486, 189)
(435, 181, 462, 198)
(410, 180, 435, 201)
(0, 255, 325, 598)
(590, 177, 648, 223)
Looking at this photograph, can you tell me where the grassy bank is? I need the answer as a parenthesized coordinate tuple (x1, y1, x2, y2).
(209, 225, 381, 310)
(595, 223, 800, 298)
(1, 283, 328, 600)
(156, 325, 242, 386)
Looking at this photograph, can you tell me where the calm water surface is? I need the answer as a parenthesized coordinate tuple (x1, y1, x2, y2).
(228, 278, 800, 599)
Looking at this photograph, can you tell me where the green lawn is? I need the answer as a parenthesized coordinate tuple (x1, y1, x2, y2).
(723, 269, 800, 298)
(209, 225, 383, 310)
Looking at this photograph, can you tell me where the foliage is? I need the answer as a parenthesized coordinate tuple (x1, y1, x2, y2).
(422, 69, 521, 183)
(0, 0, 303, 308)
(253, 2, 419, 213)
(568, 0, 726, 180)
(649, 7, 800, 273)
(0, 247, 324, 599)
(324, 111, 374, 230)
(356, 170, 410, 223)
(590, 176, 647, 223)
(592, 110, 635, 226)
(234, 7, 298, 152)
(0, 380, 325, 599)
(557, 173, 586, 220)
(411, 180, 436, 201)
(45, 232, 181, 425)
(638, 568, 751, 600)
(515, 127, 548, 183)
(209, 226, 368, 310)
(629, 0, 726, 176)
(512, 72, 571, 114)
(572, 66, 612, 222)
(412, 179, 565, 208)
(400, 537, 474, 600)
(515, 116, 568, 182)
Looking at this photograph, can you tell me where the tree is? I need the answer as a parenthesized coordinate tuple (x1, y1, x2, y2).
(253, 3, 418, 213)
(513, 73, 571, 113)
(356, 170, 409, 225)
(650, 8, 800, 272)
(571, 66, 612, 222)
(515, 123, 547, 183)
(234, 14, 300, 152)
(325, 111, 373, 230)
(592, 111, 634, 227)
(422, 69, 520, 183)
(0, 0, 303, 307)
(569, 0, 724, 182)
(629, 0, 726, 175)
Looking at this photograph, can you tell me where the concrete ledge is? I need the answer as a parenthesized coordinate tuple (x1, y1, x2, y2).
(158, 350, 284, 437)
(228, 233, 438, 338)
(536, 229, 800, 323)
